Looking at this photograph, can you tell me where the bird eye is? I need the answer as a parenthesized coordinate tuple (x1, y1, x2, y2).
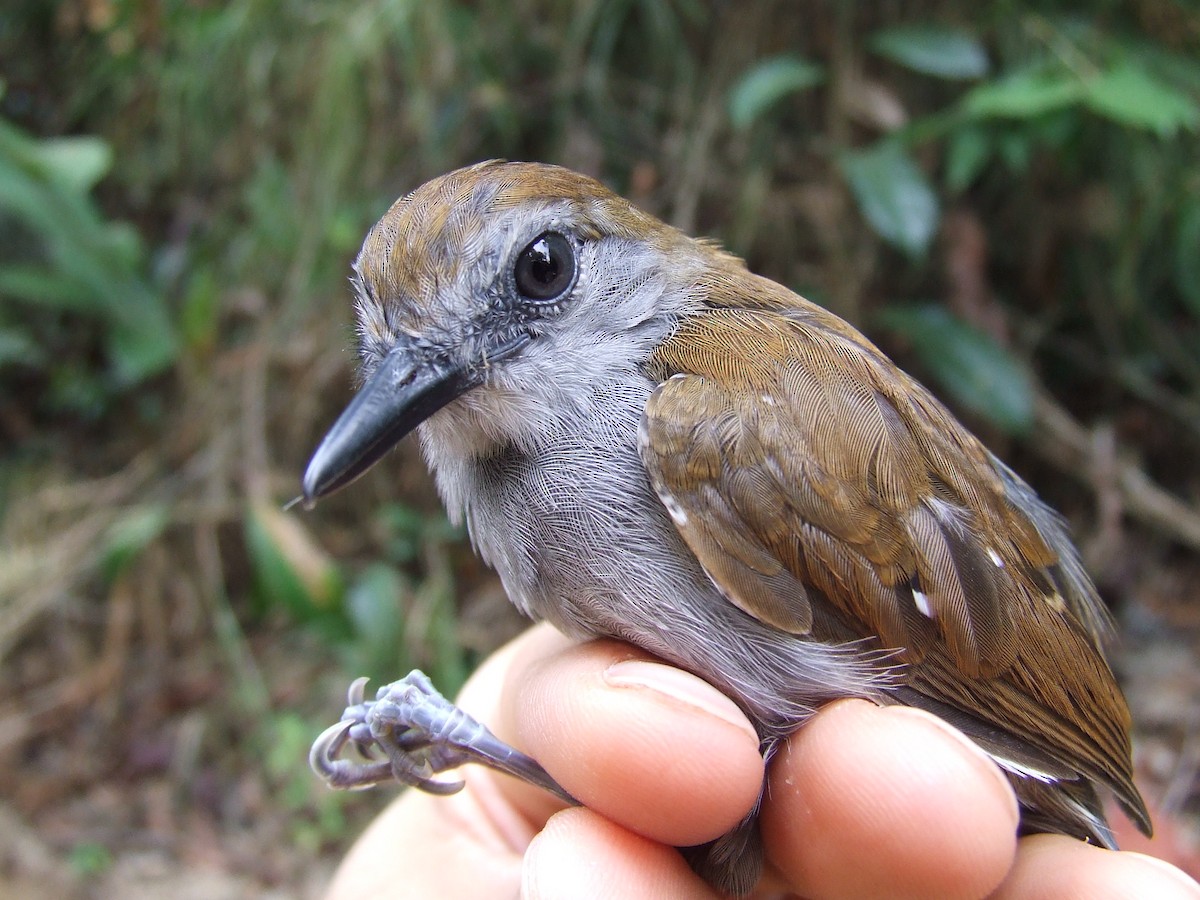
(513, 232, 576, 304)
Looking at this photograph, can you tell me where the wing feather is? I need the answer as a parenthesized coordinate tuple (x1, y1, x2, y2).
(640, 302, 1148, 833)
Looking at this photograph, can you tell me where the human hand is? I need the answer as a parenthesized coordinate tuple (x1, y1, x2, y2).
(322, 623, 1200, 900)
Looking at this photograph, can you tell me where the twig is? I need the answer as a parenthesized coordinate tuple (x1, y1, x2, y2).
(1030, 393, 1200, 553)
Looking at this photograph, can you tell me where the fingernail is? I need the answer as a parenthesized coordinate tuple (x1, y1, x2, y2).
(886, 705, 1020, 828)
(603, 660, 759, 746)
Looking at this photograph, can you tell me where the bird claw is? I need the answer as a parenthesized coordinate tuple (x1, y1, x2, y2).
(309, 720, 397, 790)
(309, 670, 575, 805)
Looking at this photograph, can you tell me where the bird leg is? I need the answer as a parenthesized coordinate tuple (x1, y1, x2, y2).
(309, 670, 577, 805)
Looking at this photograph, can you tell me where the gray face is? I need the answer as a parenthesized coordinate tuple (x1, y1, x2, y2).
(300, 160, 693, 500)
(348, 164, 702, 469)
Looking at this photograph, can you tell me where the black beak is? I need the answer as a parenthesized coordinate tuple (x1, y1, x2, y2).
(301, 329, 533, 503)
(302, 338, 469, 502)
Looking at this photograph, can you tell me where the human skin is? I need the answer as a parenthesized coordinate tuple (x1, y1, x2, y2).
(321, 624, 1200, 900)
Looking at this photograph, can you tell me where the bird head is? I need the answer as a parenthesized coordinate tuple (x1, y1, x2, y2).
(302, 160, 714, 501)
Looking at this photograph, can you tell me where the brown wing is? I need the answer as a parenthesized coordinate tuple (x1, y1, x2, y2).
(641, 301, 1149, 832)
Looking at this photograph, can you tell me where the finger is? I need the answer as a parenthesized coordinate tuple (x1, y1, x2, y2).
(992, 833, 1200, 900)
(454, 623, 580, 828)
(322, 776, 527, 899)
(501, 632, 765, 847)
(761, 699, 1019, 900)
(521, 807, 720, 900)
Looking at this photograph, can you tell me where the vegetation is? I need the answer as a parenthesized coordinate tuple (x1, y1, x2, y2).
(2, 0, 1197, 891)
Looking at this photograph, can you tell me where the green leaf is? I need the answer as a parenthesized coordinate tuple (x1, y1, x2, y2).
(728, 55, 825, 129)
(869, 25, 988, 80)
(840, 142, 939, 258)
(0, 265, 97, 309)
(967, 55, 1199, 135)
(244, 502, 346, 626)
(1083, 62, 1200, 136)
(943, 125, 992, 193)
(35, 136, 114, 194)
(963, 65, 1082, 120)
(877, 305, 1034, 434)
(0, 115, 178, 393)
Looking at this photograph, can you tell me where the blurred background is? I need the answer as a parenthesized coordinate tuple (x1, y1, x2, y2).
(2, 0, 1198, 895)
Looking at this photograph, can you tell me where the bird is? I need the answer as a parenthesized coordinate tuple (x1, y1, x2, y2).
(301, 160, 1151, 896)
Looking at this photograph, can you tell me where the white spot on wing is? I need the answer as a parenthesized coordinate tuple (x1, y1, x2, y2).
(636, 418, 650, 452)
(913, 589, 935, 618)
(986, 547, 1005, 567)
(991, 755, 1060, 784)
(661, 492, 689, 526)
(760, 393, 776, 406)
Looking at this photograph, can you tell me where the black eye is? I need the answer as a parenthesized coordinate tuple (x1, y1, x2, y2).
(514, 232, 576, 303)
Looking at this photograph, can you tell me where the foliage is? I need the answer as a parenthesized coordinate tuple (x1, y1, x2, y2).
(870, 25, 990, 80)
(878, 304, 1035, 434)
(838, 141, 939, 260)
(730, 15, 1200, 433)
(0, 113, 176, 416)
(729, 55, 826, 130)
(244, 498, 468, 689)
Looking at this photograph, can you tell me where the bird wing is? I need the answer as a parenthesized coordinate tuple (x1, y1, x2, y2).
(640, 301, 1148, 831)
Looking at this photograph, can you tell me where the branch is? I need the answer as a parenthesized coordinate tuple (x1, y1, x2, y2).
(1030, 393, 1200, 553)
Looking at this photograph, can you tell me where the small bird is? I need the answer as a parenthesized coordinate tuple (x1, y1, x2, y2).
(302, 160, 1151, 895)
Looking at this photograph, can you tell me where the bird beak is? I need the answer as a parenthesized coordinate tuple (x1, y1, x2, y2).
(301, 337, 468, 502)
(301, 329, 534, 503)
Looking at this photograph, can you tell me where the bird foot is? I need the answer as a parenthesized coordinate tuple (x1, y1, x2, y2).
(309, 671, 576, 805)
